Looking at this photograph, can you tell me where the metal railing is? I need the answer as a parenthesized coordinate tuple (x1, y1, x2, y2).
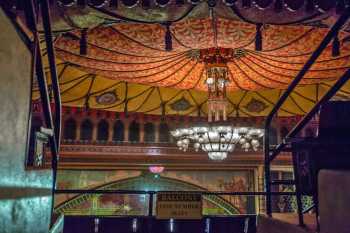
(23, 0, 62, 223)
(264, 8, 350, 228)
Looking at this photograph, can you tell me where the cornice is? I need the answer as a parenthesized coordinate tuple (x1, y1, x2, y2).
(46, 143, 292, 170)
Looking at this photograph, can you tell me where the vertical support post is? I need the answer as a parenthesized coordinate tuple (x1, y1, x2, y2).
(148, 193, 154, 233)
(92, 119, 98, 142)
(264, 127, 272, 216)
(155, 121, 160, 143)
(76, 118, 82, 141)
(313, 192, 320, 232)
(140, 121, 145, 143)
(148, 193, 154, 216)
(40, 0, 62, 149)
(124, 120, 129, 142)
(107, 118, 114, 143)
(292, 150, 305, 227)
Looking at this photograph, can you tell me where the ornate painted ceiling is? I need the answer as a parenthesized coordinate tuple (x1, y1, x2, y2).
(32, 0, 350, 117)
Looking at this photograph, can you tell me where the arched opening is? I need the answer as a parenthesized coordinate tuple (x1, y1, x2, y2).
(63, 118, 77, 140)
(80, 119, 93, 141)
(97, 120, 109, 141)
(55, 174, 242, 216)
(159, 122, 170, 143)
(128, 120, 140, 143)
(113, 120, 124, 142)
(144, 122, 155, 143)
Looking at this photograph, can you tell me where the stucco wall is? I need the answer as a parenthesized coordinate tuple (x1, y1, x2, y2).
(0, 9, 53, 233)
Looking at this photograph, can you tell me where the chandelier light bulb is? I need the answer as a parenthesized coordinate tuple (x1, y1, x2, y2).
(239, 138, 246, 145)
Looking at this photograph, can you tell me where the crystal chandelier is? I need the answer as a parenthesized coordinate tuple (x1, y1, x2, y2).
(171, 125, 263, 160)
(171, 48, 264, 160)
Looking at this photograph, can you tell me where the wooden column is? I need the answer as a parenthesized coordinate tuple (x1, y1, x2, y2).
(108, 119, 114, 142)
(92, 118, 98, 141)
(76, 118, 82, 141)
(124, 119, 129, 142)
(140, 122, 145, 143)
(154, 121, 160, 143)
(257, 165, 265, 214)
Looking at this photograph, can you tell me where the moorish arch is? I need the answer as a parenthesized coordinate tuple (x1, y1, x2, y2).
(55, 173, 242, 216)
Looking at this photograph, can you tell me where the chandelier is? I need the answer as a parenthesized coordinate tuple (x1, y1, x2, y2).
(171, 48, 264, 160)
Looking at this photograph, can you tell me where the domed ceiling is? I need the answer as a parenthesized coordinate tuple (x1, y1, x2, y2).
(33, 0, 350, 117)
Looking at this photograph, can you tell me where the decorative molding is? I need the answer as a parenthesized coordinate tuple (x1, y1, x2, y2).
(46, 143, 292, 169)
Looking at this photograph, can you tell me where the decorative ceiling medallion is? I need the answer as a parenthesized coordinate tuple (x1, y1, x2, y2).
(170, 97, 193, 112)
(95, 91, 119, 105)
(244, 98, 268, 113)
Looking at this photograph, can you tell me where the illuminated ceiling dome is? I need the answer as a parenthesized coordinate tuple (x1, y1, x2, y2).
(34, 1, 350, 117)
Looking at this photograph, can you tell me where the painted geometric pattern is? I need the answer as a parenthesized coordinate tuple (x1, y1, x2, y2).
(54, 18, 350, 92)
(35, 5, 350, 116)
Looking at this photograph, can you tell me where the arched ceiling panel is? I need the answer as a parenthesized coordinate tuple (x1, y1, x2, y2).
(31, 1, 350, 118)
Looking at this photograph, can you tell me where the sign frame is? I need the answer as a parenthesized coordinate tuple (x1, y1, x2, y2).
(156, 192, 203, 220)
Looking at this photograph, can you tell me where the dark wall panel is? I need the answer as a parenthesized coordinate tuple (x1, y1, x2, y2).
(0, 9, 53, 233)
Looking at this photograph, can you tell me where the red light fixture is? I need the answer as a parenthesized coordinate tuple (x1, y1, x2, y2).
(149, 166, 165, 174)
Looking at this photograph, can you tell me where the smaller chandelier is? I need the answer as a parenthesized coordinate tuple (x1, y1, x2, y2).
(171, 125, 263, 160)
(200, 48, 232, 122)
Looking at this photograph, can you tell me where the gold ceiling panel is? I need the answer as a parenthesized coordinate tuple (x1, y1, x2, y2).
(34, 62, 350, 117)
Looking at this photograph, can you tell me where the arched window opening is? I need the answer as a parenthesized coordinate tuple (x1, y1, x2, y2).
(113, 120, 124, 142)
(159, 122, 170, 143)
(63, 118, 77, 140)
(144, 122, 155, 143)
(129, 121, 140, 143)
(80, 119, 93, 141)
(97, 120, 109, 141)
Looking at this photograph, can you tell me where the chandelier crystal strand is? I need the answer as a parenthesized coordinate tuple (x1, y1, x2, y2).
(171, 48, 264, 160)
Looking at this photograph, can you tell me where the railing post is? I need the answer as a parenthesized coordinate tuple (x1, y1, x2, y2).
(40, 0, 62, 149)
(292, 151, 305, 227)
(148, 193, 154, 233)
(148, 193, 154, 217)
